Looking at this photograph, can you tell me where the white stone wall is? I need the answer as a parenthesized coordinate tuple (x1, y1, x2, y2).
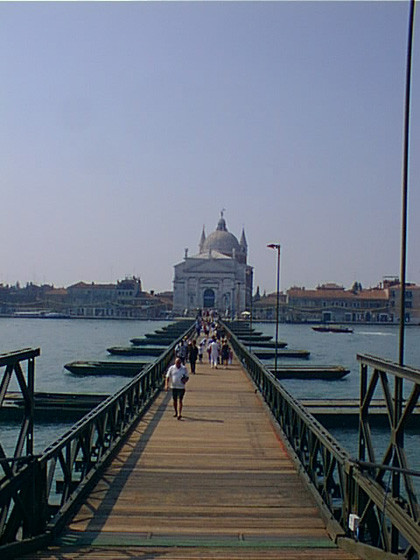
(172, 257, 250, 316)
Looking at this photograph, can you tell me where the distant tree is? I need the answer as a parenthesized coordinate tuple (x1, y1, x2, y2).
(351, 281, 363, 294)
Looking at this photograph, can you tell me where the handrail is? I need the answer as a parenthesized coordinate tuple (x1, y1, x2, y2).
(0, 348, 40, 367)
(223, 321, 420, 559)
(0, 322, 194, 558)
(356, 352, 420, 556)
(0, 348, 39, 476)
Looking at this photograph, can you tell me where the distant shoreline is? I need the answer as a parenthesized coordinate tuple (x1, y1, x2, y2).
(0, 314, 418, 326)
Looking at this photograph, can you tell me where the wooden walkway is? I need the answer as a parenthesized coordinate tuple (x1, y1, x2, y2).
(25, 355, 360, 559)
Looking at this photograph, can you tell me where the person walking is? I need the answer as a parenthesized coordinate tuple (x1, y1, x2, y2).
(175, 338, 188, 364)
(206, 338, 212, 364)
(221, 339, 230, 368)
(189, 339, 199, 374)
(165, 357, 189, 420)
(198, 339, 205, 363)
(209, 337, 220, 369)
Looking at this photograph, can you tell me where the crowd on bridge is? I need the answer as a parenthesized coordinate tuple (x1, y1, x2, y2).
(166, 312, 233, 420)
(175, 313, 233, 371)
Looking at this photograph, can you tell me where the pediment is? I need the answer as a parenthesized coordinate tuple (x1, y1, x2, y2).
(180, 259, 237, 274)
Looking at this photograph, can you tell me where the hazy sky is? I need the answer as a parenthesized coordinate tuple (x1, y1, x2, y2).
(1, 1, 419, 294)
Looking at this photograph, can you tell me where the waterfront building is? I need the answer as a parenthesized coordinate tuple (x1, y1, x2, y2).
(387, 281, 420, 323)
(172, 213, 253, 317)
(66, 277, 170, 319)
(286, 283, 390, 323)
(252, 292, 288, 322)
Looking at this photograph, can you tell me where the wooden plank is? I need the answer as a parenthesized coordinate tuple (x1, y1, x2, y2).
(28, 546, 360, 560)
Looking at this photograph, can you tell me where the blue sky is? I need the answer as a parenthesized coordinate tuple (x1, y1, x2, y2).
(0, 1, 419, 294)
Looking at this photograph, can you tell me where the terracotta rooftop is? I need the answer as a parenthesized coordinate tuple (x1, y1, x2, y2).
(287, 287, 388, 300)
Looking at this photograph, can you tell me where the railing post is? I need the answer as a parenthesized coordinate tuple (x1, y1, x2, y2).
(26, 459, 48, 538)
(391, 375, 404, 553)
(358, 362, 367, 464)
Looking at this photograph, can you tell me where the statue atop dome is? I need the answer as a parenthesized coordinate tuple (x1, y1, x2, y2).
(217, 209, 227, 232)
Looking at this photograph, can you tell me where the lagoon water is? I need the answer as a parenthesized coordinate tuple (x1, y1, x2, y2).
(255, 322, 420, 400)
(1, 318, 419, 473)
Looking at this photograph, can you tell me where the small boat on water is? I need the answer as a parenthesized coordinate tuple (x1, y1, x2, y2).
(269, 365, 350, 380)
(64, 361, 149, 376)
(312, 326, 353, 334)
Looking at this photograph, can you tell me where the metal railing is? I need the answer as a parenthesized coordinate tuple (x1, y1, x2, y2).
(0, 323, 194, 558)
(355, 353, 420, 558)
(224, 322, 420, 560)
(0, 349, 40, 476)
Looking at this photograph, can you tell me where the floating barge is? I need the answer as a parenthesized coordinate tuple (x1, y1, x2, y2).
(237, 334, 273, 342)
(64, 361, 149, 376)
(107, 346, 167, 356)
(241, 340, 288, 349)
(270, 365, 350, 380)
(1, 392, 107, 422)
(145, 332, 182, 340)
(232, 330, 263, 337)
(255, 348, 310, 359)
(130, 337, 176, 346)
(302, 399, 420, 428)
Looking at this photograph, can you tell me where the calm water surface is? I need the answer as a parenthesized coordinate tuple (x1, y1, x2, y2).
(255, 322, 420, 400)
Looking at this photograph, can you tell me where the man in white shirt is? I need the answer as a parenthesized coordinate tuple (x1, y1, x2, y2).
(209, 337, 220, 369)
(165, 357, 189, 420)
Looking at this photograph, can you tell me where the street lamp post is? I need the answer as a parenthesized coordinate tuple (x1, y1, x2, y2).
(236, 282, 241, 320)
(267, 243, 281, 373)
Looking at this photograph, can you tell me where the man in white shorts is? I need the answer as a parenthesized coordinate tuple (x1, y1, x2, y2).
(165, 357, 189, 420)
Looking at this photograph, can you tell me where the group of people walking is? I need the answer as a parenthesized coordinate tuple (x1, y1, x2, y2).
(165, 319, 232, 420)
(204, 336, 232, 369)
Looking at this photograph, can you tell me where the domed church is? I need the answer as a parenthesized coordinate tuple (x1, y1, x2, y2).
(173, 212, 253, 316)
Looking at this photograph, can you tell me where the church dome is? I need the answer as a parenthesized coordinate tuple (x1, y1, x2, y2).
(201, 215, 241, 257)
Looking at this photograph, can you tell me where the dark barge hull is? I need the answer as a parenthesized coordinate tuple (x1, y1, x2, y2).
(255, 349, 310, 359)
(303, 399, 420, 429)
(107, 346, 166, 356)
(64, 361, 149, 376)
(241, 340, 288, 348)
(237, 335, 273, 342)
(270, 365, 350, 380)
(1, 392, 108, 422)
(130, 337, 176, 346)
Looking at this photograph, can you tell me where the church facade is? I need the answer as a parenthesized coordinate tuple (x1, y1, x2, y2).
(173, 214, 253, 317)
